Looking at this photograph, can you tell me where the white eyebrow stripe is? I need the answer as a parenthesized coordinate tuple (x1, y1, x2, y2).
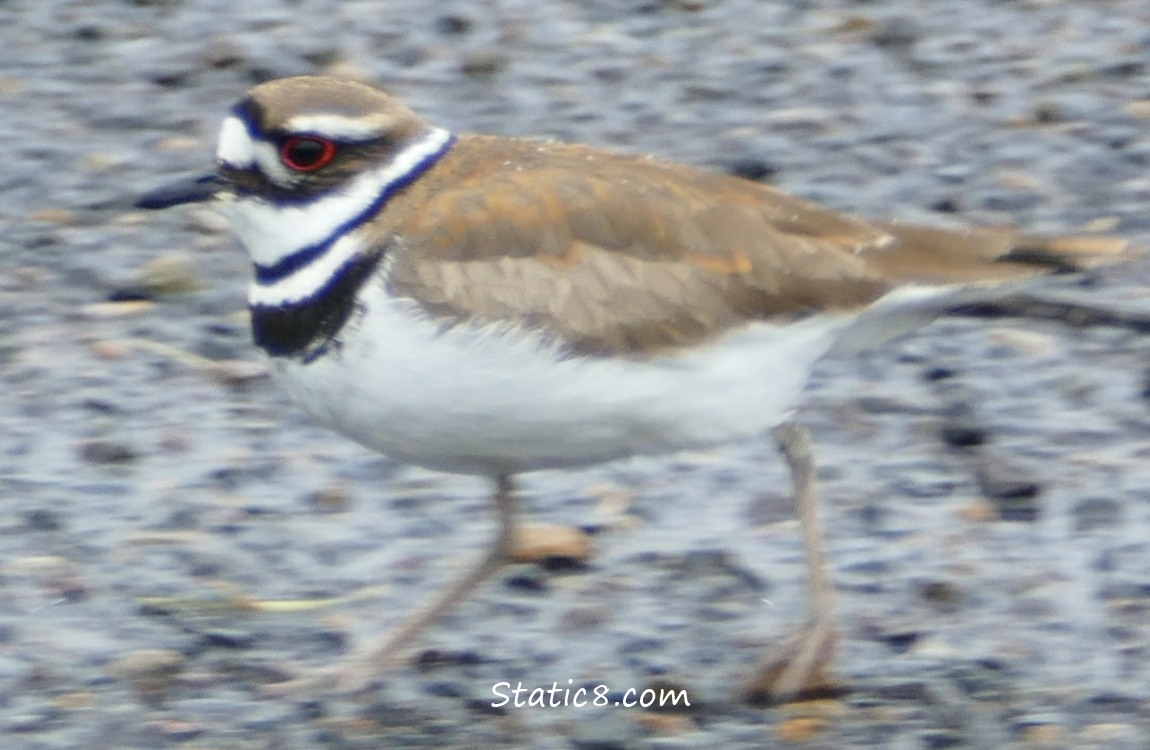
(283, 113, 397, 140)
(216, 116, 256, 167)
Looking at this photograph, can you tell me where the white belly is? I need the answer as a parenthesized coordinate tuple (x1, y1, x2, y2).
(268, 284, 851, 476)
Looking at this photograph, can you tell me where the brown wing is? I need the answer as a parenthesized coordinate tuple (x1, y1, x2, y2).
(385, 136, 897, 356)
(384, 135, 1130, 356)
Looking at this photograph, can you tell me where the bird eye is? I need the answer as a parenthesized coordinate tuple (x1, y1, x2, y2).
(280, 136, 336, 172)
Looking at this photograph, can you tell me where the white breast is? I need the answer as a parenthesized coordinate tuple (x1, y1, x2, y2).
(266, 283, 853, 476)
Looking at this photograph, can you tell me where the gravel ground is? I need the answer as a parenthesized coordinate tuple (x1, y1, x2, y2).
(4, 1, 1150, 748)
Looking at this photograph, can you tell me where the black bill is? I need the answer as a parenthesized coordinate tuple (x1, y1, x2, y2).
(135, 173, 229, 210)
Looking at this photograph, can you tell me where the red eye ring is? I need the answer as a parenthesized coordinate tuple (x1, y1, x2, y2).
(280, 135, 337, 172)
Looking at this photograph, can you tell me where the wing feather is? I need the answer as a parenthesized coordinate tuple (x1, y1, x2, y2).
(384, 136, 1128, 356)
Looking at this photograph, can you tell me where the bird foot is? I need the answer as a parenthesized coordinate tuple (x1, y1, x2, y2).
(259, 650, 398, 698)
(742, 616, 840, 706)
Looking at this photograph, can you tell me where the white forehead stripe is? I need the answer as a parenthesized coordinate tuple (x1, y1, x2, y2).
(216, 115, 256, 167)
(283, 113, 399, 140)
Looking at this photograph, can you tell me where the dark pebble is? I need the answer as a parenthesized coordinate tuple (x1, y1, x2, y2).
(200, 626, 258, 650)
(876, 629, 922, 655)
(870, 16, 920, 49)
(106, 286, 155, 303)
(921, 728, 965, 749)
(570, 711, 640, 750)
(424, 680, 467, 699)
(1097, 581, 1150, 602)
(724, 157, 777, 182)
(435, 15, 472, 35)
(938, 417, 987, 449)
(976, 454, 1041, 505)
(946, 659, 1011, 701)
(930, 196, 961, 214)
(922, 366, 959, 382)
(24, 509, 62, 531)
(81, 397, 120, 414)
(1139, 367, 1150, 400)
(460, 51, 507, 76)
(994, 497, 1041, 523)
(414, 648, 483, 670)
(869, 677, 931, 702)
(503, 564, 549, 593)
(982, 190, 1044, 212)
(1072, 496, 1122, 532)
(917, 579, 964, 612)
(78, 438, 138, 465)
(306, 485, 355, 514)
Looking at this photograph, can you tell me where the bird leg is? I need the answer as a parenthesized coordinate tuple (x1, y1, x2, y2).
(743, 421, 840, 705)
(266, 474, 518, 694)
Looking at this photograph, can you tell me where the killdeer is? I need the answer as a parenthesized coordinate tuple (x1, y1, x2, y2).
(137, 75, 1131, 702)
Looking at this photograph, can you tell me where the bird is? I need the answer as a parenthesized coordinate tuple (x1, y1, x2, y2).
(136, 75, 1132, 703)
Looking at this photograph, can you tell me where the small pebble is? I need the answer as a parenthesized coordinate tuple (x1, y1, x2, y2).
(917, 579, 964, 612)
(24, 508, 62, 532)
(1072, 496, 1122, 532)
(976, 453, 1041, 520)
(511, 523, 593, 564)
(460, 51, 507, 76)
(110, 648, 186, 699)
(209, 359, 268, 386)
(307, 484, 355, 513)
(776, 716, 827, 742)
(137, 254, 201, 295)
(570, 711, 640, 750)
(938, 416, 986, 449)
(78, 438, 138, 465)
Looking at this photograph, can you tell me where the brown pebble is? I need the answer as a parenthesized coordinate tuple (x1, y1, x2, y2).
(138, 254, 200, 295)
(1079, 722, 1137, 743)
(957, 498, 999, 523)
(209, 359, 268, 386)
(986, 327, 1056, 357)
(1123, 100, 1150, 119)
(917, 579, 964, 610)
(510, 524, 593, 563)
(80, 300, 155, 318)
(309, 484, 355, 513)
(994, 169, 1043, 191)
(635, 712, 695, 734)
(88, 340, 133, 360)
(1081, 216, 1119, 233)
(156, 135, 203, 152)
(1021, 723, 1066, 746)
(187, 209, 231, 234)
(27, 208, 74, 224)
(110, 648, 186, 695)
(0, 76, 24, 96)
(5, 555, 75, 576)
(50, 691, 97, 710)
(776, 716, 827, 742)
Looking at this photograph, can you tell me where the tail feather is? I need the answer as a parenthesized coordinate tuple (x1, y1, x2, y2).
(866, 223, 1134, 286)
(830, 224, 1137, 355)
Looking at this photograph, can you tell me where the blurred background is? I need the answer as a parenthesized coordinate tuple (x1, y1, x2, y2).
(3, 1, 1150, 747)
